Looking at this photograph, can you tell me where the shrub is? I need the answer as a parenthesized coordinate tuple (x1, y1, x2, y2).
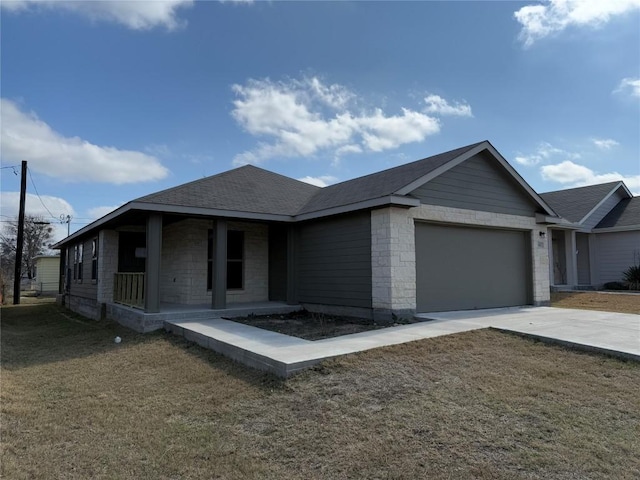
(603, 281, 627, 291)
(622, 265, 640, 290)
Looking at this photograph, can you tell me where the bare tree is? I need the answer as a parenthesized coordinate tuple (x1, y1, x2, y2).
(0, 215, 54, 281)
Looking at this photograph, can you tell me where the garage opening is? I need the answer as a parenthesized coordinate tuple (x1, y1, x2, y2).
(415, 222, 532, 312)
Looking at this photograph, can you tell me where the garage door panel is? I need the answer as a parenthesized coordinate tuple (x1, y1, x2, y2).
(415, 223, 531, 312)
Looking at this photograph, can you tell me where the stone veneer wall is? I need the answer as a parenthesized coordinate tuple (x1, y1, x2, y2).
(160, 219, 210, 305)
(371, 205, 550, 318)
(160, 218, 269, 305)
(371, 207, 417, 321)
(226, 221, 269, 304)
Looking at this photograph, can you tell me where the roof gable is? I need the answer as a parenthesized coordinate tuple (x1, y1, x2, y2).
(539, 182, 631, 224)
(135, 165, 320, 216)
(409, 150, 541, 217)
(596, 196, 640, 229)
(297, 142, 484, 215)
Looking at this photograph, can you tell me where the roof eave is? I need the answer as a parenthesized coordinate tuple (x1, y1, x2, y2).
(52, 202, 136, 249)
(52, 201, 295, 249)
(130, 202, 294, 222)
(593, 225, 640, 233)
(535, 213, 569, 225)
(294, 195, 420, 222)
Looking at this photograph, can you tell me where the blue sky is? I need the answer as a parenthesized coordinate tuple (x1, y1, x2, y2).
(1, 0, 639, 241)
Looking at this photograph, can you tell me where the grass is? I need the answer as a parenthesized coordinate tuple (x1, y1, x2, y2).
(2, 302, 639, 479)
(551, 291, 640, 314)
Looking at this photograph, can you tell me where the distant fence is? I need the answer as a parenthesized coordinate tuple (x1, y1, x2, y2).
(113, 273, 145, 309)
(31, 281, 60, 295)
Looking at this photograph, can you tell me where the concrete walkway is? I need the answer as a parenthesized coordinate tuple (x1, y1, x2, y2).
(165, 307, 639, 377)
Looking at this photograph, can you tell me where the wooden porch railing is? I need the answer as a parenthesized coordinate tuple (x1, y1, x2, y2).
(113, 273, 145, 309)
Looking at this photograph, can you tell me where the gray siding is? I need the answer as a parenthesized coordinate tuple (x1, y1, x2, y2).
(68, 238, 97, 301)
(296, 212, 372, 308)
(595, 231, 640, 284)
(576, 233, 591, 285)
(581, 190, 625, 229)
(411, 152, 539, 217)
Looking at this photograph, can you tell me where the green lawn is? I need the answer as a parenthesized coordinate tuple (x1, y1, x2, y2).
(2, 302, 639, 479)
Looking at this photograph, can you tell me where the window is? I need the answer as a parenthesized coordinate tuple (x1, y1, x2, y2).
(227, 231, 244, 290)
(91, 238, 98, 281)
(207, 230, 244, 290)
(117, 232, 146, 273)
(77, 242, 83, 282)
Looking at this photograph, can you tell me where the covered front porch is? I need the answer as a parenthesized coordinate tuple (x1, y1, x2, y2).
(548, 226, 596, 289)
(97, 211, 298, 330)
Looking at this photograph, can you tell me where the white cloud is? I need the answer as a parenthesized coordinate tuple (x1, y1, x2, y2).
(541, 160, 640, 193)
(230, 76, 467, 166)
(515, 0, 640, 47)
(1, 99, 169, 184)
(1, 192, 76, 242)
(1, 0, 194, 31)
(297, 175, 338, 188)
(591, 138, 619, 150)
(614, 77, 640, 98)
(87, 205, 122, 220)
(335, 144, 363, 156)
(424, 94, 473, 117)
(514, 142, 578, 166)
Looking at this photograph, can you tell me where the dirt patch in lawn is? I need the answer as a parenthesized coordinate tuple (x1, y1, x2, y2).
(551, 291, 640, 314)
(228, 310, 425, 340)
(2, 302, 640, 479)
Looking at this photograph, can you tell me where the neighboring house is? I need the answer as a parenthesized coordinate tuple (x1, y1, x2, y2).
(540, 182, 640, 289)
(32, 255, 61, 295)
(54, 140, 560, 332)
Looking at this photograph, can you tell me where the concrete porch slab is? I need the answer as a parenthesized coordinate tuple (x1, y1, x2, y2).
(109, 301, 302, 333)
(166, 307, 639, 377)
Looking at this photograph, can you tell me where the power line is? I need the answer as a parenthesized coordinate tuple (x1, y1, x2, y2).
(27, 167, 58, 221)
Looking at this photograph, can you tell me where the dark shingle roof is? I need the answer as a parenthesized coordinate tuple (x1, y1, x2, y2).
(539, 182, 622, 223)
(297, 142, 484, 215)
(596, 197, 640, 228)
(135, 165, 320, 216)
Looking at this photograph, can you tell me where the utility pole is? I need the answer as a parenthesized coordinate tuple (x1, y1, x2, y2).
(60, 214, 72, 237)
(13, 161, 27, 305)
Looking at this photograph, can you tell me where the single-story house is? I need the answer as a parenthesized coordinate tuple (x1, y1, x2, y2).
(32, 255, 61, 295)
(54, 140, 560, 332)
(540, 182, 640, 289)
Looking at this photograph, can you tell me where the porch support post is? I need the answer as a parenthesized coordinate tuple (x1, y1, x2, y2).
(145, 213, 162, 313)
(286, 225, 297, 305)
(588, 233, 599, 286)
(212, 219, 227, 309)
(566, 230, 578, 286)
(547, 228, 555, 286)
(58, 247, 66, 295)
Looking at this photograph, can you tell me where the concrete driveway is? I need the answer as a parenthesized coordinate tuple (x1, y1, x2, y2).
(417, 307, 640, 362)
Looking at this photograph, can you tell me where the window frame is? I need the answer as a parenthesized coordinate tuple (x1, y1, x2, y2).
(73, 245, 78, 281)
(77, 242, 84, 283)
(226, 230, 244, 290)
(91, 238, 98, 282)
(207, 229, 245, 291)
